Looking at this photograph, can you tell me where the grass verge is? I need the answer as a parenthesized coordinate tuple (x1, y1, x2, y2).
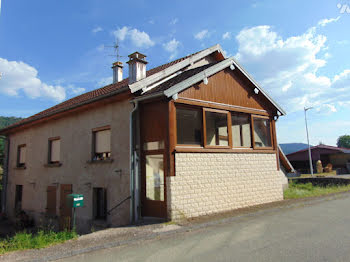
(284, 182, 350, 199)
(0, 230, 78, 255)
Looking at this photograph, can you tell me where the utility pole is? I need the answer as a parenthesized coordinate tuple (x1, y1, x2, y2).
(304, 107, 314, 176)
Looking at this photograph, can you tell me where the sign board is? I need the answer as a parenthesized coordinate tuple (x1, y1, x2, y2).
(66, 194, 84, 208)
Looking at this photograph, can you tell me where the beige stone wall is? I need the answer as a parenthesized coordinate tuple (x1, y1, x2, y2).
(167, 152, 283, 220)
(6, 99, 133, 232)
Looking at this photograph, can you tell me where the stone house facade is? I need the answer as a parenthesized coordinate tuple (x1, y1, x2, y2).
(0, 44, 287, 233)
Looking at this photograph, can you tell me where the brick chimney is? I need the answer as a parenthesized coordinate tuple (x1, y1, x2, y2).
(112, 61, 123, 83)
(127, 52, 147, 84)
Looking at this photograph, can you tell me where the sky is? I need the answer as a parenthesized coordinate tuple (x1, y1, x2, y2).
(0, 0, 349, 146)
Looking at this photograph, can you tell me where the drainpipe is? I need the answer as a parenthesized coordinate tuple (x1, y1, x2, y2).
(1, 136, 9, 214)
(129, 101, 138, 223)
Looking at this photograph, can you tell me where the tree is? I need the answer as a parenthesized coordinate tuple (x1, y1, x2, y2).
(337, 135, 350, 149)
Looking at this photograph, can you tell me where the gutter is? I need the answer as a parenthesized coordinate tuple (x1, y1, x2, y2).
(129, 101, 139, 223)
(0, 135, 9, 214)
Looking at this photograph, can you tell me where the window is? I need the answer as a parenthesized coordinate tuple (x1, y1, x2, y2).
(204, 110, 229, 147)
(253, 116, 272, 148)
(93, 188, 107, 220)
(48, 138, 61, 164)
(17, 145, 26, 168)
(176, 107, 202, 145)
(15, 185, 23, 214)
(93, 127, 111, 160)
(231, 113, 252, 148)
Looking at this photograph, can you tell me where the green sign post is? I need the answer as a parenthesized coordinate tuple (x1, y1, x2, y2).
(66, 194, 84, 230)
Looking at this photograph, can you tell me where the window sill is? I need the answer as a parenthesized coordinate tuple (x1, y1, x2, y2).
(44, 163, 62, 168)
(87, 159, 114, 164)
(14, 166, 26, 170)
(175, 146, 276, 154)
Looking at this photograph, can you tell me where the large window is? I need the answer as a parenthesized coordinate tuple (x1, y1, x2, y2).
(48, 138, 61, 164)
(231, 113, 252, 148)
(17, 145, 26, 168)
(204, 110, 229, 147)
(253, 116, 272, 148)
(93, 127, 111, 160)
(176, 107, 202, 145)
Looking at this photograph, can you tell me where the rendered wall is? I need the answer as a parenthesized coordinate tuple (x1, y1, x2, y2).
(167, 152, 283, 220)
(6, 99, 133, 233)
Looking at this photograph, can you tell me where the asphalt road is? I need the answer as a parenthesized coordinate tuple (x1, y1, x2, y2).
(59, 194, 350, 262)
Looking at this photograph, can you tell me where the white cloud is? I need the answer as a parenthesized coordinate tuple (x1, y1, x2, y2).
(0, 58, 66, 102)
(92, 26, 103, 34)
(163, 38, 181, 60)
(113, 26, 155, 48)
(222, 32, 231, 40)
(194, 29, 209, 40)
(318, 16, 340, 27)
(67, 85, 85, 95)
(234, 24, 350, 114)
(97, 76, 113, 87)
(170, 18, 178, 25)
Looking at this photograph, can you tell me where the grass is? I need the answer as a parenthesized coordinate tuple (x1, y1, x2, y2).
(299, 171, 337, 178)
(0, 230, 78, 255)
(284, 182, 350, 199)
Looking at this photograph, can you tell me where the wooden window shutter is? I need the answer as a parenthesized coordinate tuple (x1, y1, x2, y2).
(19, 146, 26, 164)
(95, 129, 111, 153)
(46, 186, 57, 215)
(51, 139, 61, 162)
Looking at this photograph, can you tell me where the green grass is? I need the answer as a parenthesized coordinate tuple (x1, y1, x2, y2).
(284, 182, 350, 199)
(0, 230, 78, 254)
(299, 171, 337, 178)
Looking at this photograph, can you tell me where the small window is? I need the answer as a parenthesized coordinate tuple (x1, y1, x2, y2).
(253, 117, 272, 148)
(15, 185, 23, 214)
(93, 188, 107, 220)
(231, 113, 252, 148)
(93, 128, 111, 160)
(176, 107, 202, 145)
(205, 110, 229, 147)
(49, 138, 61, 164)
(17, 145, 26, 167)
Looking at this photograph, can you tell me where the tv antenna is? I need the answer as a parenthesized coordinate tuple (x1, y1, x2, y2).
(106, 40, 124, 62)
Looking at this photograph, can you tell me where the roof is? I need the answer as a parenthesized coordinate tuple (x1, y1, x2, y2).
(287, 144, 350, 156)
(0, 49, 204, 134)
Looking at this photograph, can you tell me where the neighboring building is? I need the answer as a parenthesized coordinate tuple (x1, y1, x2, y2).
(0, 44, 287, 233)
(287, 145, 350, 174)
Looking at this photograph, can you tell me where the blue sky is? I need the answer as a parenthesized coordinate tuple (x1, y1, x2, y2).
(0, 0, 349, 145)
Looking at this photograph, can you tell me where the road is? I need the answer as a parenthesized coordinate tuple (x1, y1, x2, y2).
(59, 194, 350, 262)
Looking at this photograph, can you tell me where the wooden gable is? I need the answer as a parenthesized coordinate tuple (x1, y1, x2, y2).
(178, 68, 276, 115)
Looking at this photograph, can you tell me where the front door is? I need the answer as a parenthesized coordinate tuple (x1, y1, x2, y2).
(59, 184, 72, 230)
(141, 152, 167, 218)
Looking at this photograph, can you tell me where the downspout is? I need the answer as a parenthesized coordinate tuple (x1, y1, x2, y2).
(1, 136, 9, 214)
(129, 101, 138, 223)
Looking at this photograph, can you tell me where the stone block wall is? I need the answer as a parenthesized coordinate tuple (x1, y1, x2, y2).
(167, 152, 283, 220)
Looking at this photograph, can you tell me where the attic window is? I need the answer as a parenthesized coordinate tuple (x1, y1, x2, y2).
(92, 127, 111, 161)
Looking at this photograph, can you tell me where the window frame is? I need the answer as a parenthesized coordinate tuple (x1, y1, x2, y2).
(175, 105, 203, 148)
(48, 137, 61, 164)
(16, 144, 26, 168)
(203, 108, 232, 149)
(92, 125, 112, 161)
(251, 115, 273, 150)
(230, 112, 253, 149)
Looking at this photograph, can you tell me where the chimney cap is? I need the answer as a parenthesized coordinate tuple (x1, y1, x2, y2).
(112, 61, 123, 68)
(128, 51, 147, 59)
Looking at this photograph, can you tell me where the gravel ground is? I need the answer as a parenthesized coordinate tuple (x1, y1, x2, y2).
(1, 191, 350, 262)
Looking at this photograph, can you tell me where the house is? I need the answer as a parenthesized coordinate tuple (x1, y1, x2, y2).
(0, 44, 287, 232)
(287, 144, 350, 174)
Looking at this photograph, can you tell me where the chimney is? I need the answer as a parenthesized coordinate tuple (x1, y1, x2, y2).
(127, 52, 148, 84)
(112, 61, 123, 83)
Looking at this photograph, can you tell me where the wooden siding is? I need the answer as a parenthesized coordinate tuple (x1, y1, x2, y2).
(178, 68, 276, 114)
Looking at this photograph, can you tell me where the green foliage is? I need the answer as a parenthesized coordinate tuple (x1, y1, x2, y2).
(0, 116, 23, 165)
(284, 182, 350, 199)
(337, 135, 350, 149)
(0, 230, 78, 254)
